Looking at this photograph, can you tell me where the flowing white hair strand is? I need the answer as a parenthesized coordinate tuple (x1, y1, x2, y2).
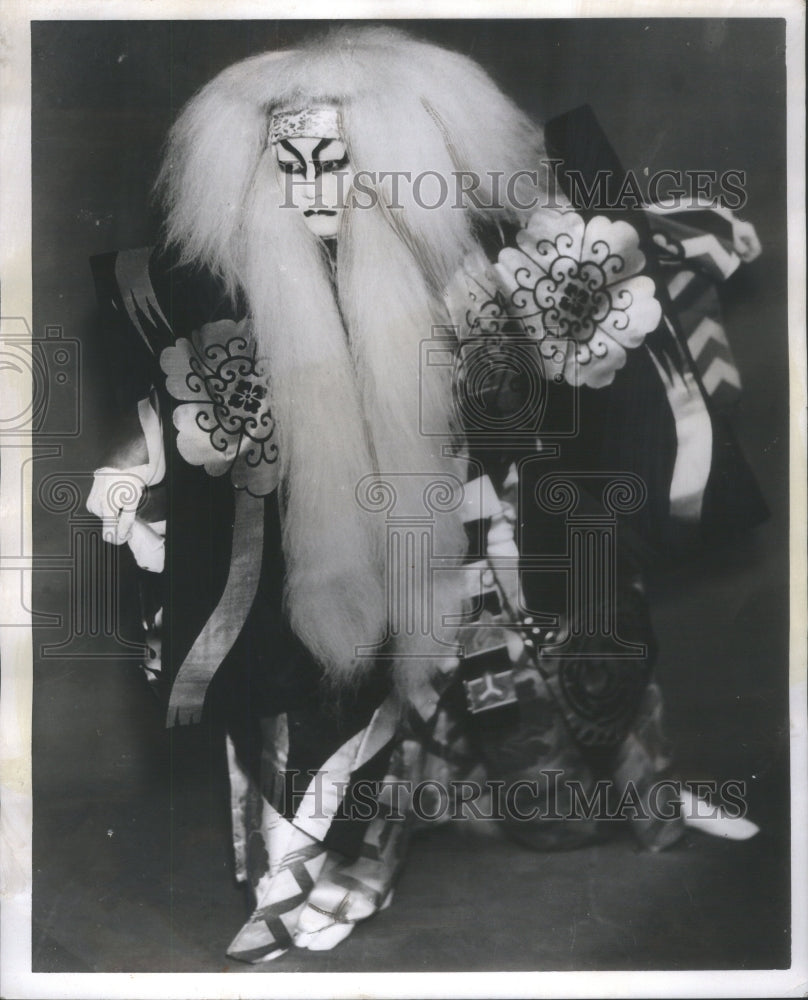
(155, 26, 550, 689)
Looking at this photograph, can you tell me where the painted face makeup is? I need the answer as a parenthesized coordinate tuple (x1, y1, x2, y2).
(275, 136, 353, 238)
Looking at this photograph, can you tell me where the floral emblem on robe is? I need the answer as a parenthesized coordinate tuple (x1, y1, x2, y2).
(491, 208, 662, 388)
(160, 318, 279, 497)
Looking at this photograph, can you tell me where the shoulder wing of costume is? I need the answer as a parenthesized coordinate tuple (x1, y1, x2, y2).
(90, 247, 171, 413)
(91, 247, 171, 354)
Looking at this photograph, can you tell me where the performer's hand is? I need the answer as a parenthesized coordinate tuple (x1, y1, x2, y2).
(128, 518, 166, 573)
(504, 627, 526, 663)
(86, 467, 146, 545)
(731, 217, 762, 263)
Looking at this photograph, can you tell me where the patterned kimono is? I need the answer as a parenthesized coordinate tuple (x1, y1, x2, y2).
(89, 107, 766, 962)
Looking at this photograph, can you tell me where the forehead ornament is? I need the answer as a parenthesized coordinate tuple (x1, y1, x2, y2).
(269, 106, 342, 144)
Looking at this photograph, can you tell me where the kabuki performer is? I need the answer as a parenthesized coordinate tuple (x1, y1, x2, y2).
(86, 26, 767, 962)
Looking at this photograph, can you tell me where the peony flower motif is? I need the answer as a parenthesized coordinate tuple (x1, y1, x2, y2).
(160, 318, 279, 497)
(493, 208, 662, 388)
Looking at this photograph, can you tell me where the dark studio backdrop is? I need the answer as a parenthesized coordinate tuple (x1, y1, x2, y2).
(30, 19, 790, 973)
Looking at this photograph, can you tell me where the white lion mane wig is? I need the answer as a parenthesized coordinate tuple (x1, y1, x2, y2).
(156, 25, 550, 695)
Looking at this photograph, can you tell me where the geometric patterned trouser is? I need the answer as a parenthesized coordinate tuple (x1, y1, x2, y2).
(225, 727, 409, 963)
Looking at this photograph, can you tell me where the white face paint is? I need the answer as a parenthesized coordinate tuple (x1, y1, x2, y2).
(275, 136, 353, 238)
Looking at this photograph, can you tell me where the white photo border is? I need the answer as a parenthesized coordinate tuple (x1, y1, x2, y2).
(1, 1, 805, 997)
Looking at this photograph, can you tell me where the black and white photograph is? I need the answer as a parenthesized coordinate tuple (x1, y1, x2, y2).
(1, 2, 806, 997)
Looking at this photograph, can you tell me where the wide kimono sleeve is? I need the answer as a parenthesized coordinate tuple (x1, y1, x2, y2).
(444, 104, 767, 572)
(541, 104, 768, 549)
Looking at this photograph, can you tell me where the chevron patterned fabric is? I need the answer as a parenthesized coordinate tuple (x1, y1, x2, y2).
(649, 209, 746, 411)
